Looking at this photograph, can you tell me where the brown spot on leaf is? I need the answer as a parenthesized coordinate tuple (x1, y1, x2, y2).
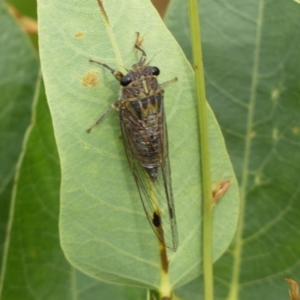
(212, 179, 231, 204)
(82, 71, 100, 87)
(74, 31, 85, 38)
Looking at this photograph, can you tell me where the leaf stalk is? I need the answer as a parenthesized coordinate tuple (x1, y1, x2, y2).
(187, 0, 214, 299)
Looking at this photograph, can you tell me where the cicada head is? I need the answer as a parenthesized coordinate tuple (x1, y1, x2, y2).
(119, 65, 161, 100)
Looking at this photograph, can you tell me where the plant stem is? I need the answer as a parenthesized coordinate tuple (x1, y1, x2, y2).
(187, 0, 214, 299)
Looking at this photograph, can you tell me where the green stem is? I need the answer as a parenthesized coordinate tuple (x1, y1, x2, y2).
(187, 1, 214, 299)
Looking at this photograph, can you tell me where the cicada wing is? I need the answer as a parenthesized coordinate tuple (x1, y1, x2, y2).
(160, 114, 178, 250)
(120, 109, 178, 251)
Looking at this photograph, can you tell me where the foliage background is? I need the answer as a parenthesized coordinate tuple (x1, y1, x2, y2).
(166, 0, 300, 299)
(1, 0, 300, 299)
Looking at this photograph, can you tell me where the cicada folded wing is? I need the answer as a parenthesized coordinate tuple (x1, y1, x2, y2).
(88, 32, 178, 250)
(120, 102, 178, 251)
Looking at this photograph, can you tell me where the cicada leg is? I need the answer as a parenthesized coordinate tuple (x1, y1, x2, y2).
(86, 102, 119, 133)
(87, 59, 123, 133)
(161, 77, 178, 86)
(134, 32, 147, 66)
(89, 59, 123, 82)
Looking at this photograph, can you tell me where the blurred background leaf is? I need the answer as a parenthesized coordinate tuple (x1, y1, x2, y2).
(5, 0, 38, 48)
(165, 0, 300, 299)
(0, 0, 39, 270)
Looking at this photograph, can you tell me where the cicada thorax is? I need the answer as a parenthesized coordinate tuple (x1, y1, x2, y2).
(119, 65, 166, 183)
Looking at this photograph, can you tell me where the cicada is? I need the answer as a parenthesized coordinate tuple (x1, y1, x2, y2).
(87, 34, 178, 251)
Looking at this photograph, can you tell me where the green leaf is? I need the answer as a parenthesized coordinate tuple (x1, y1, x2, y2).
(38, 0, 239, 290)
(0, 2, 146, 298)
(166, 0, 300, 298)
(0, 75, 146, 300)
(0, 0, 39, 269)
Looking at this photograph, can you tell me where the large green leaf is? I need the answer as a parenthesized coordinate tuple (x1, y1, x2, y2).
(1, 69, 145, 300)
(0, 2, 146, 298)
(166, 0, 300, 299)
(39, 0, 239, 290)
(0, 76, 146, 299)
(0, 0, 39, 269)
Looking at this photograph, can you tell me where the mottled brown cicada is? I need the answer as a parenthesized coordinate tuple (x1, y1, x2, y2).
(87, 33, 178, 251)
